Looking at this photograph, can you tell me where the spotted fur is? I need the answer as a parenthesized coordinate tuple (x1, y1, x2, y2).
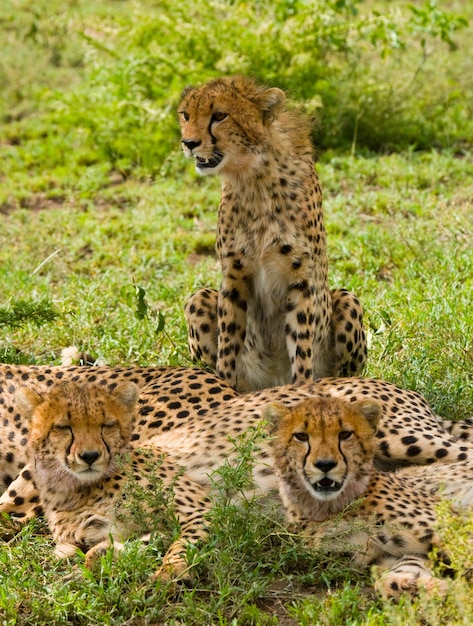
(179, 76, 366, 391)
(1, 365, 473, 592)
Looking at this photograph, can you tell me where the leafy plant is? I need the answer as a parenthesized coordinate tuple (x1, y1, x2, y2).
(0, 299, 59, 364)
(0, 299, 59, 330)
(63, 0, 470, 161)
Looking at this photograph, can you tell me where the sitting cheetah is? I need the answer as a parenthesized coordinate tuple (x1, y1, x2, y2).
(1, 364, 473, 598)
(266, 397, 473, 599)
(9, 377, 473, 597)
(179, 76, 367, 391)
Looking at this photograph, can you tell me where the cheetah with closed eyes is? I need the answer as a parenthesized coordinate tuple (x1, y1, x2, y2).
(179, 76, 366, 392)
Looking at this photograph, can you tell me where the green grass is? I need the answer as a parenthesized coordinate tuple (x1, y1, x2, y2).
(2, 152, 471, 416)
(1, 0, 473, 623)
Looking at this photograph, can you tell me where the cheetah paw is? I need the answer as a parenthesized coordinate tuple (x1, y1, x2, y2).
(374, 564, 448, 600)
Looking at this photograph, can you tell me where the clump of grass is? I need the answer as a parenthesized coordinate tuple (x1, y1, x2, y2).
(0, 298, 60, 364)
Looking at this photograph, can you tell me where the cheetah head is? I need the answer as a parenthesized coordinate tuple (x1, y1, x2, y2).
(16, 382, 139, 492)
(178, 76, 285, 176)
(265, 396, 382, 521)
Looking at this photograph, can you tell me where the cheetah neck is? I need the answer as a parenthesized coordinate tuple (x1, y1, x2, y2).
(221, 149, 314, 210)
(218, 148, 321, 258)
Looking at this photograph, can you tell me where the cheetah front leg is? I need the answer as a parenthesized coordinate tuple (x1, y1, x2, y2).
(298, 520, 448, 600)
(184, 288, 218, 370)
(215, 276, 250, 389)
(153, 510, 211, 582)
(153, 477, 213, 583)
(330, 288, 367, 376)
(286, 268, 326, 384)
(83, 538, 125, 570)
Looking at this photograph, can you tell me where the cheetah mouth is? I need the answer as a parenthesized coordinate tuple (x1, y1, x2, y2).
(75, 466, 105, 481)
(312, 477, 343, 493)
(195, 152, 224, 169)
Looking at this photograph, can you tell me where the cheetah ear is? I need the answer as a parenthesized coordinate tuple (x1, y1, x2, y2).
(262, 402, 290, 434)
(112, 382, 139, 413)
(256, 88, 286, 125)
(15, 387, 44, 420)
(352, 399, 383, 432)
(179, 84, 195, 103)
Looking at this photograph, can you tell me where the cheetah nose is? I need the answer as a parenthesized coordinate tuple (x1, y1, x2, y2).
(182, 139, 201, 151)
(315, 459, 337, 473)
(80, 451, 101, 466)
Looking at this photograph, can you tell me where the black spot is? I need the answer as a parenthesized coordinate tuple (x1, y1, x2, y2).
(139, 405, 154, 416)
(297, 311, 307, 324)
(391, 535, 406, 548)
(401, 436, 418, 445)
(406, 445, 422, 457)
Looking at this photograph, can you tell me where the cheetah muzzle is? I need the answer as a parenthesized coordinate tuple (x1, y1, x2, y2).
(310, 475, 344, 497)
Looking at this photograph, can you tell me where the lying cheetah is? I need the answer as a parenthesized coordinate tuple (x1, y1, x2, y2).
(179, 76, 366, 391)
(267, 397, 473, 599)
(15, 381, 211, 579)
(1, 364, 473, 598)
(1, 364, 472, 516)
(9, 377, 473, 598)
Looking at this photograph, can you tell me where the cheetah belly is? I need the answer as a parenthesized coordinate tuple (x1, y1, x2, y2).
(240, 259, 292, 389)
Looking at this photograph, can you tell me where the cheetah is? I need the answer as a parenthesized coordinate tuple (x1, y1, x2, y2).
(15, 381, 212, 580)
(266, 397, 473, 599)
(179, 76, 367, 392)
(0, 365, 237, 522)
(1, 364, 473, 596)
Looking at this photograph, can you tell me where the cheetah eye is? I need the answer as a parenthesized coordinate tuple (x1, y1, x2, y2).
(52, 423, 71, 432)
(339, 430, 353, 441)
(211, 111, 227, 123)
(293, 432, 309, 443)
(179, 111, 189, 122)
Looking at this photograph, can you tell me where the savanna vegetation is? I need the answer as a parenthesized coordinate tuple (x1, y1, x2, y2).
(0, 0, 472, 623)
